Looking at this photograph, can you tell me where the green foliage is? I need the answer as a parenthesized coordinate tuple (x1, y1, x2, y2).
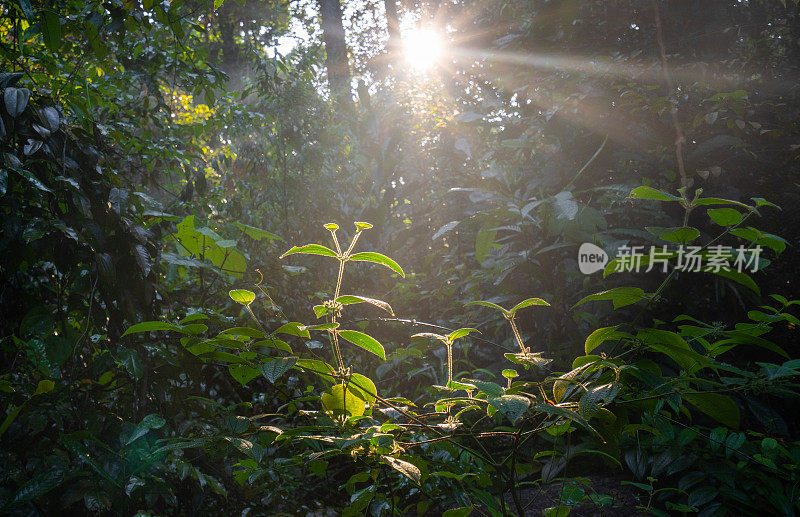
(2, 0, 800, 514)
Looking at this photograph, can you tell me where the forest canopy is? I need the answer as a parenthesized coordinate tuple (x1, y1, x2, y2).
(1, 0, 799, 515)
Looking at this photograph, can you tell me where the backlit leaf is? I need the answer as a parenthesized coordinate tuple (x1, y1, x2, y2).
(348, 252, 405, 277)
(280, 244, 338, 259)
(509, 298, 550, 315)
(122, 321, 177, 336)
(630, 186, 682, 202)
(383, 456, 421, 484)
(321, 384, 365, 416)
(229, 289, 256, 305)
(707, 208, 743, 226)
(338, 330, 386, 360)
(573, 288, 648, 310)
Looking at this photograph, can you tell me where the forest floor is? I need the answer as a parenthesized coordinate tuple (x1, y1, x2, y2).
(504, 475, 645, 516)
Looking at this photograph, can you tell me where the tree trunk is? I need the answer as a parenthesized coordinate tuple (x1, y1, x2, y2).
(319, 0, 353, 110)
(384, 0, 401, 54)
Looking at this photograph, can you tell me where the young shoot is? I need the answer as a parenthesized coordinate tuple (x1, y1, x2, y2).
(466, 297, 550, 357)
(281, 222, 404, 375)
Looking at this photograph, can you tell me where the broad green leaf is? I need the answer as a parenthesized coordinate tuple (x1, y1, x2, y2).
(442, 507, 473, 517)
(501, 369, 518, 379)
(33, 380, 54, 396)
(16, 169, 51, 192)
(321, 384, 365, 417)
(259, 357, 298, 383)
(122, 321, 177, 337)
(465, 379, 504, 397)
(584, 326, 626, 354)
(0, 405, 23, 439)
(127, 414, 166, 444)
(509, 297, 550, 315)
(348, 373, 377, 404)
(572, 355, 602, 369)
(703, 267, 760, 295)
(229, 289, 255, 305)
(2, 467, 63, 508)
(180, 313, 209, 324)
(630, 186, 681, 202)
(253, 338, 293, 354)
(348, 252, 405, 277)
(579, 383, 619, 419)
(335, 295, 394, 315)
(117, 348, 143, 379)
(447, 328, 478, 342)
(533, 403, 600, 437)
(354, 221, 373, 230)
(711, 332, 788, 358)
(280, 243, 338, 259)
(489, 395, 530, 424)
(295, 359, 337, 383)
(730, 227, 787, 255)
(313, 304, 328, 318)
(338, 330, 386, 360)
(234, 222, 282, 241)
(465, 300, 509, 316)
(752, 197, 779, 209)
(229, 364, 260, 386)
(274, 322, 310, 338)
(707, 208, 743, 226)
(323, 223, 339, 231)
(175, 216, 246, 277)
(383, 456, 421, 484)
(448, 380, 477, 390)
(42, 11, 63, 52)
(692, 197, 752, 209)
(553, 363, 595, 402)
(637, 329, 711, 373)
(683, 393, 740, 429)
(207, 351, 249, 364)
(654, 226, 700, 243)
(219, 327, 266, 339)
(572, 287, 647, 310)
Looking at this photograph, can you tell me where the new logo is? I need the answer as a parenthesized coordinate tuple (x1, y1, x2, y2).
(578, 243, 608, 274)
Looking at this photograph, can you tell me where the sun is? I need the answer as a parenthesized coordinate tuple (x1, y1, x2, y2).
(403, 29, 443, 70)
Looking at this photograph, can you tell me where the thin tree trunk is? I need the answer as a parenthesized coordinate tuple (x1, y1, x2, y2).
(319, 0, 353, 110)
(384, 0, 401, 54)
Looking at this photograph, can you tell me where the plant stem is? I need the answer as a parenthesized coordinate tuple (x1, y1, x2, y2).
(508, 317, 526, 353)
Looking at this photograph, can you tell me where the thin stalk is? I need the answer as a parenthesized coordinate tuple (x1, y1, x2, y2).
(334, 260, 345, 300)
(508, 316, 526, 353)
(344, 230, 363, 257)
(446, 343, 453, 387)
(330, 330, 344, 372)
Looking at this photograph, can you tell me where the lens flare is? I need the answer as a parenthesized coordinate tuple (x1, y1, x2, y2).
(403, 29, 442, 70)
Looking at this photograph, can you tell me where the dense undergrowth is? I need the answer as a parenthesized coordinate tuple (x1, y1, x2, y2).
(2, 0, 800, 515)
